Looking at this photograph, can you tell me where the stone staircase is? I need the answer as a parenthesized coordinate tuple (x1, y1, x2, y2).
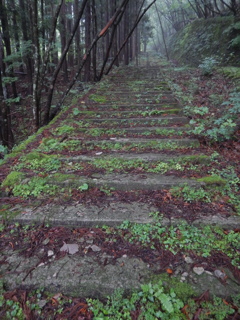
(1, 63, 239, 299)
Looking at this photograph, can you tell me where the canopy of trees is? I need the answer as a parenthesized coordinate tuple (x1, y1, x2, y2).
(0, 0, 156, 148)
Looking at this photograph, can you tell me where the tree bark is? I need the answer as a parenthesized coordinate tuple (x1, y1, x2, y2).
(31, 0, 41, 128)
(84, 1, 91, 82)
(19, 0, 33, 85)
(0, 0, 18, 98)
(60, 1, 69, 82)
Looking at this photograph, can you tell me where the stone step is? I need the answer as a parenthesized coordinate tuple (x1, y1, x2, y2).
(3, 234, 239, 299)
(102, 90, 172, 95)
(88, 93, 175, 101)
(83, 138, 199, 148)
(80, 116, 189, 126)
(87, 101, 178, 111)
(87, 98, 178, 105)
(12, 202, 240, 229)
(3, 203, 239, 299)
(46, 172, 202, 191)
(85, 103, 180, 110)
(122, 126, 188, 134)
(78, 109, 182, 119)
(59, 151, 199, 163)
(81, 126, 188, 137)
(59, 152, 207, 165)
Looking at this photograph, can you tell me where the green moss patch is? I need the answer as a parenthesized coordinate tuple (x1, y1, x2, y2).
(89, 94, 107, 103)
(197, 175, 227, 185)
(179, 154, 209, 164)
(2, 171, 25, 188)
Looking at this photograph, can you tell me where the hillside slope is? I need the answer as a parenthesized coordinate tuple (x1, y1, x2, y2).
(168, 16, 240, 66)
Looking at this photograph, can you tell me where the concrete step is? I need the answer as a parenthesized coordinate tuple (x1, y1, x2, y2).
(45, 172, 202, 191)
(59, 151, 200, 163)
(12, 202, 240, 229)
(78, 109, 182, 119)
(83, 138, 199, 148)
(122, 126, 188, 134)
(80, 116, 189, 126)
(86, 102, 182, 112)
(87, 94, 176, 102)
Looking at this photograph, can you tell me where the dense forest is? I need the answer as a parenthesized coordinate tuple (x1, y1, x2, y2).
(0, 0, 239, 150)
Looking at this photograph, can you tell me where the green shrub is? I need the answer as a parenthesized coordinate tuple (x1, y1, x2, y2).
(198, 57, 218, 76)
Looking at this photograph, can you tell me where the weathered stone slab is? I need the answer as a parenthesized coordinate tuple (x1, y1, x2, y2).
(83, 116, 189, 124)
(1, 250, 155, 298)
(123, 126, 188, 133)
(84, 138, 199, 148)
(42, 173, 202, 191)
(93, 103, 181, 110)
(11, 202, 157, 227)
(88, 173, 201, 191)
(59, 151, 190, 163)
(11, 202, 240, 229)
(1, 247, 239, 299)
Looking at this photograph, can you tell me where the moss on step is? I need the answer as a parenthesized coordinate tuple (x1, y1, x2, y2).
(197, 175, 227, 185)
(2, 171, 25, 187)
(23, 151, 51, 161)
(89, 94, 107, 103)
(48, 173, 76, 183)
(179, 154, 209, 164)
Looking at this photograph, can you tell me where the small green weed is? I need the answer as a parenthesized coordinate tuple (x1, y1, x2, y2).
(73, 108, 81, 115)
(87, 280, 184, 320)
(170, 185, 211, 203)
(89, 94, 107, 103)
(117, 218, 239, 265)
(78, 183, 89, 191)
(15, 153, 61, 173)
(189, 91, 240, 142)
(198, 57, 218, 76)
(187, 296, 235, 320)
(12, 176, 60, 198)
(37, 138, 80, 152)
(53, 125, 75, 135)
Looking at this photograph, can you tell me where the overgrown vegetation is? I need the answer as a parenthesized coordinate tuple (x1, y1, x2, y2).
(185, 91, 240, 142)
(0, 276, 238, 319)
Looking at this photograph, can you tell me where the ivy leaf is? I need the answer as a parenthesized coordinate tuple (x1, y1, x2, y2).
(79, 183, 89, 191)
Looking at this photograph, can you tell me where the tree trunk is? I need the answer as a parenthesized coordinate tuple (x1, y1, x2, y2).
(0, 0, 18, 98)
(19, 0, 33, 86)
(74, 0, 81, 66)
(84, 1, 91, 82)
(155, 3, 169, 60)
(60, 1, 69, 82)
(0, 32, 14, 149)
(31, 0, 41, 129)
